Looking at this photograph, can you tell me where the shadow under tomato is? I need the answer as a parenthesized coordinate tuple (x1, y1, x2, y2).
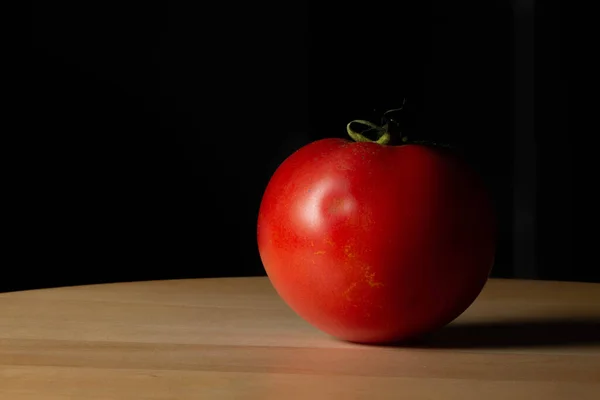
(385, 317, 600, 349)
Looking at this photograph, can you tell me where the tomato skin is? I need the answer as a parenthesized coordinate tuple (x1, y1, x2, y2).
(257, 138, 496, 344)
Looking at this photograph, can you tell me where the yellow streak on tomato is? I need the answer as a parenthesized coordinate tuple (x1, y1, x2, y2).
(364, 266, 384, 288)
(343, 244, 356, 259)
(343, 282, 357, 300)
(344, 244, 384, 288)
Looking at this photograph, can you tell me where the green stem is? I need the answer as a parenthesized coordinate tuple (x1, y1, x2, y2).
(346, 120, 391, 145)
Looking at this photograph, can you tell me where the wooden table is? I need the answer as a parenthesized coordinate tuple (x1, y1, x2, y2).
(1, 278, 599, 399)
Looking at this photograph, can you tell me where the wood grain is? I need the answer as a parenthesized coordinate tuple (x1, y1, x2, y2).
(1, 278, 599, 399)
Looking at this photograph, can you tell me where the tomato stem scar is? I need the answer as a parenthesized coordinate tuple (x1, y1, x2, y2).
(346, 120, 392, 145)
(346, 101, 408, 145)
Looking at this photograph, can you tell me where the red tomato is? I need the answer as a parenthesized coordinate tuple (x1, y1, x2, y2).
(257, 125, 496, 344)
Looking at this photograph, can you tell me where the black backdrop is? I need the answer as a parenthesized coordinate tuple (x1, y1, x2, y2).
(19, 1, 578, 293)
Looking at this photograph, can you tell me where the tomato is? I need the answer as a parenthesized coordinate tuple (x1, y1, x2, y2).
(257, 120, 496, 344)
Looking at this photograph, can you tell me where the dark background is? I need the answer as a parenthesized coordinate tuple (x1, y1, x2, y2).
(18, 1, 580, 293)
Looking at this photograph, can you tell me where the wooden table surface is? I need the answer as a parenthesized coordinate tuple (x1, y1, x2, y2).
(1, 277, 599, 399)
